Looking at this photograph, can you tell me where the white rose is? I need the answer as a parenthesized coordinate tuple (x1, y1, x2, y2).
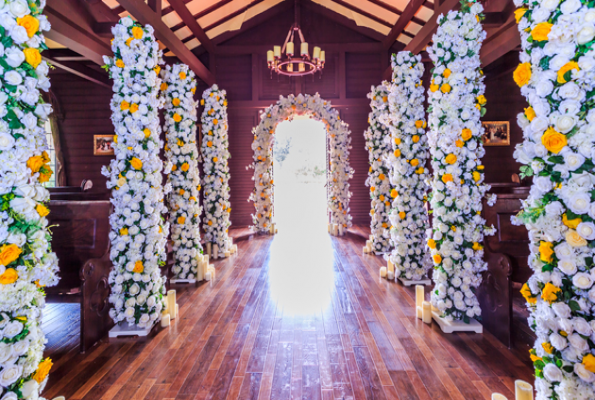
(577, 222, 595, 240)
(9, 0, 30, 17)
(536, 80, 554, 97)
(124, 307, 135, 318)
(1, 391, 18, 400)
(20, 379, 38, 399)
(556, 115, 575, 133)
(578, 25, 595, 45)
(568, 193, 591, 214)
(11, 340, 28, 356)
(3, 321, 23, 338)
(550, 332, 568, 350)
(0, 343, 12, 364)
(9, 26, 28, 44)
(573, 272, 593, 289)
(575, 363, 595, 383)
(564, 152, 584, 171)
(542, 0, 560, 11)
(558, 259, 577, 275)
(0, 364, 22, 387)
(0, 132, 15, 151)
(561, 0, 581, 14)
(129, 283, 140, 295)
(4, 47, 24, 68)
(4, 70, 22, 86)
(543, 363, 563, 382)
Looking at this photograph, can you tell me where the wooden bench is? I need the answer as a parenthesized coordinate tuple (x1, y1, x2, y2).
(46, 200, 113, 353)
(478, 186, 531, 347)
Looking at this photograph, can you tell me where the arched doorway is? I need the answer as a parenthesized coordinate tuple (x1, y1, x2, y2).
(249, 93, 354, 233)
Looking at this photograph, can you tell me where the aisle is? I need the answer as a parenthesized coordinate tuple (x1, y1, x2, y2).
(42, 229, 533, 400)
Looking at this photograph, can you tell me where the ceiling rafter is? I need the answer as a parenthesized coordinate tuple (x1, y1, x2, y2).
(44, 56, 111, 88)
(366, 0, 428, 27)
(382, 0, 425, 50)
(115, 0, 216, 85)
(404, 0, 459, 53)
(168, 0, 217, 53)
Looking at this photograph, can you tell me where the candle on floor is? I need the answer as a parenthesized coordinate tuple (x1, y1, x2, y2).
(338, 224, 344, 236)
(369, 234, 374, 241)
(232, 244, 238, 253)
(422, 301, 432, 324)
(213, 244, 219, 260)
(379, 267, 387, 278)
(52, 397, 66, 400)
(204, 255, 210, 265)
(363, 246, 369, 254)
(387, 271, 395, 280)
(167, 290, 177, 319)
(205, 271, 212, 281)
(492, 394, 508, 400)
(515, 380, 533, 400)
(208, 266, 216, 280)
(161, 313, 170, 327)
(415, 285, 424, 319)
(387, 259, 395, 274)
(206, 242, 212, 257)
(197, 259, 204, 281)
(224, 251, 231, 257)
(332, 224, 338, 236)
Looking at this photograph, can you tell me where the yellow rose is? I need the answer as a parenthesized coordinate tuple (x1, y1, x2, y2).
(524, 106, 536, 122)
(17, 15, 39, 38)
(33, 359, 52, 384)
(120, 101, 129, 111)
(213, 119, 219, 125)
(0, 244, 21, 267)
(391, 189, 398, 198)
(160, 83, 168, 91)
(566, 230, 588, 247)
(143, 129, 151, 138)
(542, 342, 553, 354)
(398, 211, 406, 219)
(441, 174, 453, 183)
(154, 66, 161, 75)
(562, 213, 581, 229)
(181, 162, 190, 172)
(531, 22, 553, 42)
(179, 72, 187, 80)
(394, 137, 401, 145)
(445, 154, 457, 164)
(514, 8, 527, 23)
(129, 103, 139, 113)
(0, 268, 18, 285)
(455, 140, 464, 148)
(36, 204, 49, 217)
(378, 173, 386, 181)
(23, 48, 41, 68)
(513, 63, 532, 87)
(213, 157, 218, 162)
(130, 157, 143, 170)
(557, 61, 579, 84)
(427, 239, 436, 249)
(394, 149, 401, 157)
(461, 128, 472, 141)
(541, 282, 561, 304)
(177, 216, 186, 225)
(583, 354, 595, 373)
(433, 254, 442, 264)
(440, 83, 451, 93)
(173, 113, 182, 122)
(131, 26, 144, 40)
(430, 83, 439, 92)
(415, 120, 423, 129)
(133, 260, 144, 273)
(116, 59, 125, 68)
(473, 171, 481, 182)
(412, 135, 420, 143)
(541, 127, 567, 154)
(410, 159, 419, 167)
(477, 95, 487, 105)
(27, 155, 44, 173)
(443, 68, 451, 78)
(172, 98, 181, 107)
(539, 241, 554, 263)
(530, 353, 542, 363)
(120, 227, 128, 235)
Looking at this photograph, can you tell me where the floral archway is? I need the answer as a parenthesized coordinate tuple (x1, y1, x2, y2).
(249, 93, 354, 233)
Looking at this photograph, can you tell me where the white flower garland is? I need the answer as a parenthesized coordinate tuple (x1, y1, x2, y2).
(250, 93, 354, 232)
(426, 1, 495, 322)
(161, 64, 203, 281)
(0, 1, 59, 397)
(513, 0, 595, 397)
(200, 85, 231, 256)
(384, 52, 431, 281)
(102, 17, 168, 328)
(364, 84, 392, 254)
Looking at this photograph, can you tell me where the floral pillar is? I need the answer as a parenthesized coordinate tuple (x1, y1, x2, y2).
(513, 0, 595, 396)
(161, 64, 203, 281)
(426, 1, 495, 322)
(200, 85, 231, 257)
(103, 17, 168, 329)
(364, 83, 393, 254)
(385, 52, 431, 281)
(0, 0, 60, 397)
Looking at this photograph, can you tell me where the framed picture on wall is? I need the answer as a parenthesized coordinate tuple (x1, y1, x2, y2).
(481, 121, 510, 146)
(93, 134, 115, 156)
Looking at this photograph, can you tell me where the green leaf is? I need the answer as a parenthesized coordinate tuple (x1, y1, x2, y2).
(569, 300, 581, 312)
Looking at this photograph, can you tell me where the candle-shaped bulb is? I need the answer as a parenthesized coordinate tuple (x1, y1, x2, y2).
(299, 62, 305, 72)
(286, 42, 294, 56)
(287, 63, 293, 72)
(267, 50, 274, 62)
(301, 42, 308, 57)
(313, 46, 321, 60)
(320, 50, 325, 62)
(273, 45, 281, 58)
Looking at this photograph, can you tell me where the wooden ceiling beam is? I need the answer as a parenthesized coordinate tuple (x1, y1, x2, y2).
(404, 0, 460, 54)
(44, 5, 112, 65)
(45, 56, 111, 88)
(168, 0, 216, 54)
(480, 18, 520, 67)
(383, 0, 425, 50)
(366, 0, 427, 27)
(116, 0, 215, 85)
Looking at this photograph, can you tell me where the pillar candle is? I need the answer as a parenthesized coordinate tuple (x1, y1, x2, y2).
(320, 51, 325, 62)
(369, 235, 374, 241)
(52, 397, 66, 400)
(204, 255, 209, 265)
(167, 290, 177, 319)
(338, 224, 344, 236)
(225, 251, 231, 258)
(363, 246, 369, 254)
(161, 313, 170, 327)
(515, 380, 533, 400)
(379, 267, 387, 278)
(415, 285, 424, 319)
(313, 46, 321, 60)
(422, 301, 432, 324)
(387, 259, 395, 273)
(213, 244, 218, 260)
(286, 42, 294, 55)
(206, 242, 212, 257)
(267, 50, 274, 62)
(232, 244, 238, 253)
(387, 271, 395, 280)
(208, 266, 216, 280)
(197, 259, 204, 281)
(301, 42, 308, 56)
(273, 45, 281, 58)
(205, 271, 212, 281)
(332, 224, 338, 236)
(492, 394, 508, 400)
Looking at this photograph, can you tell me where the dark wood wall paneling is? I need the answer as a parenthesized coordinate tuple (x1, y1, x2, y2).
(50, 8, 526, 227)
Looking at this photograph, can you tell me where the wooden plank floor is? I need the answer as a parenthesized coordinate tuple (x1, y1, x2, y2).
(42, 228, 534, 400)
